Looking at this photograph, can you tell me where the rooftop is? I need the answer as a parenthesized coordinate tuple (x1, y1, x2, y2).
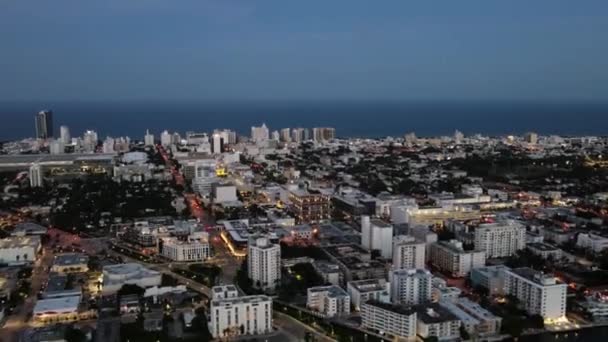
(53, 253, 88, 267)
(33, 295, 81, 314)
(527, 242, 560, 251)
(211, 294, 271, 307)
(413, 303, 459, 324)
(364, 300, 415, 316)
(0, 236, 41, 249)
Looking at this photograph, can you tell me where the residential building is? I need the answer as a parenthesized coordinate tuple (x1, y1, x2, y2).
(289, 188, 331, 224)
(414, 303, 461, 341)
(392, 235, 426, 270)
(430, 240, 486, 277)
(527, 242, 563, 260)
(251, 124, 269, 143)
(347, 278, 390, 311)
(360, 216, 393, 259)
(209, 294, 273, 338)
(503, 267, 567, 320)
(60, 125, 71, 144)
(474, 220, 526, 258)
(248, 235, 281, 291)
(211, 285, 239, 301)
(361, 301, 417, 341)
(29, 163, 43, 187)
(390, 268, 432, 305)
(470, 265, 508, 295)
(577, 233, 608, 253)
(144, 129, 154, 146)
(307, 285, 350, 318)
(431, 277, 462, 303)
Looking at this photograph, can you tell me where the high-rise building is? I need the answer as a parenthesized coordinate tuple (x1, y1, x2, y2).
(247, 235, 280, 291)
(347, 279, 391, 311)
(214, 129, 237, 145)
(60, 125, 70, 144)
(35, 110, 54, 139)
(102, 137, 115, 153)
(251, 124, 269, 144)
(29, 163, 43, 187)
(291, 128, 305, 143)
(49, 140, 64, 155)
(390, 268, 432, 305)
(503, 267, 567, 320)
(160, 130, 172, 147)
(280, 128, 291, 142)
(209, 292, 273, 338)
(454, 130, 464, 143)
(313, 127, 336, 142)
(392, 235, 426, 270)
(211, 133, 224, 154)
(144, 130, 155, 146)
(360, 216, 393, 259)
(474, 220, 526, 258)
(429, 240, 485, 278)
(82, 130, 98, 152)
(159, 233, 210, 262)
(524, 132, 538, 145)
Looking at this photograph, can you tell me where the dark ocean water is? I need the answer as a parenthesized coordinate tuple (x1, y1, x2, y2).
(1, 101, 607, 141)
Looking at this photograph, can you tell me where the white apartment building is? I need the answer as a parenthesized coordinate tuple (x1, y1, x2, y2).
(470, 265, 509, 295)
(251, 124, 269, 144)
(392, 235, 426, 270)
(160, 130, 172, 147)
(415, 304, 461, 341)
(447, 298, 502, 336)
(430, 240, 486, 278)
(503, 267, 567, 320)
(474, 220, 526, 258)
(361, 216, 393, 259)
(431, 277, 462, 303)
(347, 279, 390, 311)
(307, 285, 350, 318)
(576, 233, 608, 253)
(361, 301, 417, 341)
(390, 269, 432, 305)
(209, 294, 273, 338)
(144, 130, 154, 146)
(29, 163, 43, 187)
(527, 242, 563, 260)
(248, 235, 281, 291)
(160, 233, 210, 262)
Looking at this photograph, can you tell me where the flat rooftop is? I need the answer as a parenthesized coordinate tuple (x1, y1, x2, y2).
(34, 295, 81, 314)
(0, 236, 40, 249)
(413, 303, 459, 324)
(528, 242, 560, 251)
(364, 300, 415, 316)
(53, 253, 88, 267)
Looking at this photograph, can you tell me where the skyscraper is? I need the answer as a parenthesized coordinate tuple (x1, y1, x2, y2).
(35, 110, 53, 139)
(60, 125, 71, 144)
(211, 133, 224, 154)
(29, 163, 43, 187)
(144, 130, 155, 146)
(251, 124, 269, 143)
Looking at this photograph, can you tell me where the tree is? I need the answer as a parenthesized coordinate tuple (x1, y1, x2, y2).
(460, 325, 471, 341)
(65, 326, 87, 342)
(117, 284, 145, 297)
(529, 314, 545, 329)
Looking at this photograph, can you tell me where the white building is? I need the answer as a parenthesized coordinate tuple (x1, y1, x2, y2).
(211, 133, 224, 154)
(60, 125, 71, 145)
(410, 226, 438, 262)
(474, 220, 526, 258)
(361, 301, 417, 341)
(470, 265, 508, 295)
(347, 278, 390, 311)
(251, 124, 269, 144)
(392, 235, 426, 270)
(144, 129, 155, 146)
(430, 240, 486, 278)
(49, 139, 64, 154)
(209, 294, 273, 338)
(213, 183, 238, 203)
(415, 303, 461, 341)
(248, 235, 281, 291)
(101, 263, 162, 295)
(431, 277, 462, 303)
(29, 163, 43, 187)
(527, 242, 563, 260)
(160, 233, 210, 262)
(576, 233, 608, 253)
(390, 268, 432, 305)
(211, 285, 239, 301)
(444, 298, 502, 337)
(160, 130, 172, 147)
(0, 236, 41, 265)
(280, 128, 291, 142)
(361, 216, 393, 259)
(503, 267, 567, 320)
(307, 285, 350, 318)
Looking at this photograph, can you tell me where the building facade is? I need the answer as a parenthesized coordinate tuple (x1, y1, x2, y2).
(390, 268, 432, 306)
(209, 294, 273, 338)
(393, 235, 426, 270)
(474, 220, 526, 258)
(248, 235, 281, 291)
(430, 240, 486, 277)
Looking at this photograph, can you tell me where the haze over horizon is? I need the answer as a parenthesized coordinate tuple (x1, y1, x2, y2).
(2, 0, 608, 103)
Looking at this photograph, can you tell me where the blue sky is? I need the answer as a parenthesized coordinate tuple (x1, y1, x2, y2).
(1, 0, 607, 101)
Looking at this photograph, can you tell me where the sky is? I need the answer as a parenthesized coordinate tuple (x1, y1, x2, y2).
(1, 0, 608, 102)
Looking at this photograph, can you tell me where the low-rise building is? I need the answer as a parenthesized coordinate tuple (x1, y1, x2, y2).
(0, 236, 41, 265)
(431, 277, 462, 303)
(209, 294, 273, 338)
(51, 253, 89, 274)
(414, 303, 461, 341)
(159, 233, 210, 262)
(102, 263, 162, 295)
(527, 242, 562, 260)
(577, 233, 608, 253)
(470, 265, 509, 295)
(361, 301, 417, 341)
(307, 285, 351, 318)
(347, 278, 390, 311)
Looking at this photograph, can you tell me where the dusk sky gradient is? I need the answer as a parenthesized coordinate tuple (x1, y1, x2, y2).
(1, 0, 608, 102)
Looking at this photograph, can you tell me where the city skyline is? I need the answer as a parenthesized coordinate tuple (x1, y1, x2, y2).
(1, 1, 608, 102)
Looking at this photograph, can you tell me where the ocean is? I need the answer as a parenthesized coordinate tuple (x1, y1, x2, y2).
(1, 101, 607, 141)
